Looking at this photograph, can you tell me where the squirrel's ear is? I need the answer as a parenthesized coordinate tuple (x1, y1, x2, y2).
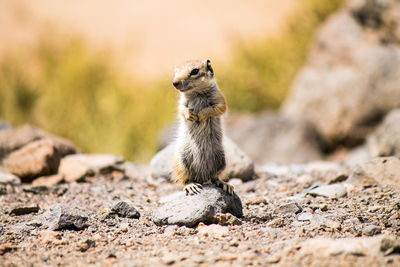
(206, 59, 214, 75)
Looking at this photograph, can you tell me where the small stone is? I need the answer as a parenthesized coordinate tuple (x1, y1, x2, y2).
(77, 239, 96, 252)
(212, 213, 242, 226)
(23, 186, 50, 195)
(59, 154, 124, 182)
(32, 174, 63, 187)
(110, 201, 140, 219)
(10, 204, 40, 215)
(267, 218, 285, 228)
(245, 198, 267, 206)
(363, 225, 381, 236)
(307, 184, 347, 198)
(119, 223, 129, 232)
(0, 172, 21, 185)
(0, 243, 17, 255)
(198, 224, 229, 239)
(40, 204, 89, 230)
(298, 213, 313, 221)
(276, 202, 302, 215)
(320, 204, 328, 212)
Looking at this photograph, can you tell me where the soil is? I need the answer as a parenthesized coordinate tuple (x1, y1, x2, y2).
(1, 163, 400, 266)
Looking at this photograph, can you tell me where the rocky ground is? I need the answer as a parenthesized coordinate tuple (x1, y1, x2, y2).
(1, 153, 400, 266)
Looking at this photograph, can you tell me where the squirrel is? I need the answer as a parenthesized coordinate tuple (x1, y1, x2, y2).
(172, 59, 234, 196)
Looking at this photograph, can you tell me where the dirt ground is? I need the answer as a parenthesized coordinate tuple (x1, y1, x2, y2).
(1, 161, 399, 266)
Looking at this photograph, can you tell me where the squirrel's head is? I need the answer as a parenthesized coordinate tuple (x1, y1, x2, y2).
(172, 59, 215, 93)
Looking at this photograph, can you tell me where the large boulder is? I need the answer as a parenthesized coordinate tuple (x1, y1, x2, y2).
(283, 2, 400, 150)
(152, 185, 243, 227)
(368, 109, 400, 158)
(150, 137, 254, 182)
(225, 112, 323, 164)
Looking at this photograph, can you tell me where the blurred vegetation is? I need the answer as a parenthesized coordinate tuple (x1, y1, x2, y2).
(218, 0, 344, 111)
(0, 0, 343, 161)
(0, 34, 176, 160)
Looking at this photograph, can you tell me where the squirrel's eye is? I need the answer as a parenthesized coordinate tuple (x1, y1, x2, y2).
(190, 68, 199, 76)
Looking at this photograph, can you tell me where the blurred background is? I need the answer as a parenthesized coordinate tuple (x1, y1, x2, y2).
(0, 0, 343, 161)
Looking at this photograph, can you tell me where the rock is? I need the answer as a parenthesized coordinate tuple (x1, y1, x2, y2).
(77, 239, 96, 252)
(0, 125, 77, 162)
(283, 10, 400, 150)
(299, 235, 400, 258)
(0, 125, 46, 160)
(10, 204, 40, 215)
(32, 174, 64, 187)
(198, 224, 229, 239)
(225, 112, 323, 164)
(59, 154, 124, 182)
(307, 184, 347, 198)
(363, 225, 382, 236)
(368, 109, 400, 158)
(0, 172, 21, 185)
(347, 157, 400, 188)
(267, 218, 285, 228)
(297, 213, 313, 222)
(150, 137, 254, 182)
(4, 139, 62, 182)
(110, 201, 140, 219)
(212, 213, 242, 226)
(152, 185, 243, 227)
(39, 204, 89, 230)
(276, 202, 303, 215)
(0, 243, 17, 256)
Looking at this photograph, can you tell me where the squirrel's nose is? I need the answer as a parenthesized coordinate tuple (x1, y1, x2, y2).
(173, 81, 180, 88)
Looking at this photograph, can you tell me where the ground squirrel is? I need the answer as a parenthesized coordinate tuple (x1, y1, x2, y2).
(172, 59, 234, 196)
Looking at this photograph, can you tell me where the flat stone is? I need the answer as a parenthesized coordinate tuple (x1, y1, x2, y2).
(152, 185, 243, 227)
(0, 172, 21, 185)
(10, 204, 40, 215)
(32, 174, 64, 187)
(39, 204, 89, 230)
(276, 202, 302, 215)
(59, 154, 124, 182)
(297, 213, 313, 221)
(307, 184, 347, 198)
(150, 137, 254, 182)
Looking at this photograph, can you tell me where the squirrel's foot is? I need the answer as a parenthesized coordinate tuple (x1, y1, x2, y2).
(184, 183, 203, 195)
(216, 180, 235, 195)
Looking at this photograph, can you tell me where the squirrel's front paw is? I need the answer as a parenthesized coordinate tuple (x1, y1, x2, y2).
(185, 109, 198, 122)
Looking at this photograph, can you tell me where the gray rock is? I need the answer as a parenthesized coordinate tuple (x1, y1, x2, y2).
(10, 204, 40, 215)
(368, 109, 400, 158)
(59, 154, 124, 182)
(0, 172, 21, 185)
(363, 225, 382, 236)
(307, 184, 347, 198)
(110, 201, 140, 219)
(225, 112, 323, 165)
(283, 11, 400, 150)
(152, 185, 243, 227)
(4, 139, 62, 182)
(347, 157, 400, 188)
(150, 137, 254, 182)
(40, 204, 89, 230)
(276, 202, 302, 215)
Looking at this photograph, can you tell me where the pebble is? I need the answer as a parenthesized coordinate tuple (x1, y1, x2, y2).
(307, 184, 347, 198)
(363, 225, 382, 236)
(0, 172, 21, 185)
(297, 213, 313, 221)
(110, 201, 140, 219)
(277, 202, 302, 215)
(10, 204, 40, 215)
